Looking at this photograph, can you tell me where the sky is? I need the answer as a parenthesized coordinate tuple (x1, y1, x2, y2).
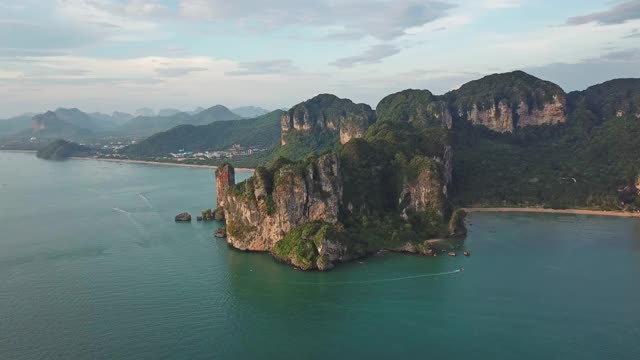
(0, 0, 639, 117)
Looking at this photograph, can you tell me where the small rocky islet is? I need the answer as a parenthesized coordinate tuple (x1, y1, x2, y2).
(174, 212, 192, 222)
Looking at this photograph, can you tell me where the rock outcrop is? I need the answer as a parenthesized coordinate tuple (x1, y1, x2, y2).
(398, 156, 446, 220)
(448, 71, 567, 133)
(222, 153, 343, 253)
(215, 164, 235, 209)
(175, 212, 192, 222)
(280, 94, 375, 145)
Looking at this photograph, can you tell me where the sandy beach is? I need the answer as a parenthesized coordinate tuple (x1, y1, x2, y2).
(70, 157, 255, 172)
(464, 207, 640, 218)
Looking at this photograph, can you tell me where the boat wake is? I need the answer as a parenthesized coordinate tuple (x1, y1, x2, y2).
(112, 207, 144, 232)
(138, 193, 153, 209)
(112, 207, 132, 215)
(250, 268, 463, 286)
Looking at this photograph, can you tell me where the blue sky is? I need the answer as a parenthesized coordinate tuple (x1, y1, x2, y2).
(0, 0, 639, 117)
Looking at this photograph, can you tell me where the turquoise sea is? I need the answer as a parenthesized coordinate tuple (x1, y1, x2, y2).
(1, 151, 640, 359)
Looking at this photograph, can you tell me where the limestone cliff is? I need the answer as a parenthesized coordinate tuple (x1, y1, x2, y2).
(448, 71, 567, 133)
(215, 164, 235, 208)
(280, 94, 375, 146)
(222, 154, 342, 251)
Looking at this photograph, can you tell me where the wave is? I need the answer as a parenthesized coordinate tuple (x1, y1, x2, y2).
(112, 207, 131, 215)
(138, 193, 153, 209)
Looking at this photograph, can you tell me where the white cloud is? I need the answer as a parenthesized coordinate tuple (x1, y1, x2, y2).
(483, 0, 521, 9)
(124, 0, 169, 17)
(331, 44, 401, 67)
(178, 0, 456, 40)
(226, 59, 298, 76)
(566, 1, 640, 26)
(56, 0, 159, 32)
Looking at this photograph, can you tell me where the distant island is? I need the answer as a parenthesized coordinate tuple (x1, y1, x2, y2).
(36, 139, 94, 160)
(18, 70, 640, 269)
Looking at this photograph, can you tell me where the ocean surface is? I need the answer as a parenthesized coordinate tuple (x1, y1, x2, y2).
(1, 151, 640, 360)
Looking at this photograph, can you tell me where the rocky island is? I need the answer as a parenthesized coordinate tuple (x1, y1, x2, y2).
(215, 93, 467, 270)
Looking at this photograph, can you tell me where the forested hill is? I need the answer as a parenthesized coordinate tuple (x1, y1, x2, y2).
(123, 110, 284, 157)
(451, 77, 640, 210)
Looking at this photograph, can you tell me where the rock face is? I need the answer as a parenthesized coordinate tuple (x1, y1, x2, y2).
(215, 164, 235, 209)
(449, 71, 567, 133)
(516, 94, 566, 128)
(223, 153, 342, 253)
(465, 101, 514, 133)
(399, 156, 446, 220)
(280, 94, 375, 145)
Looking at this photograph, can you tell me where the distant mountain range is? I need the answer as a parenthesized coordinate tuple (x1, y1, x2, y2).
(231, 106, 271, 118)
(0, 105, 272, 139)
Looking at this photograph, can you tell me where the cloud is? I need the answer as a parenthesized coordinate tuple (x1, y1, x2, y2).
(324, 30, 367, 41)
(156, 66, 207, 77)
(124, 0, 170, 17)
(526, 48, 640, 91)
(0, 20, 102, 50)
(483, 0, 521, 9)
(178, 0, 455, 40)
(226, 59, 297, 76)
(330, 44, 401, 68)
(566, 1, 640, 26)
(624, 29, 640, 38)
(597, 48, 640, 62)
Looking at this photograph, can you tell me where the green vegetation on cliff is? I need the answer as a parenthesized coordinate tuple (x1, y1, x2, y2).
(451, 84, 640, 209)
(273, 222, 336, 270)
(376, 89, 449, 128)
(447, 70, 564, 111)
(568, 78, 640, 120)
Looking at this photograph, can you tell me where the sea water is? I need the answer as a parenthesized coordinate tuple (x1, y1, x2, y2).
(1, 151, 639, 359)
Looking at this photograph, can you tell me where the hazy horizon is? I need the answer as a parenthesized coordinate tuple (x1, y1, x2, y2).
(1, 0, 639, 118)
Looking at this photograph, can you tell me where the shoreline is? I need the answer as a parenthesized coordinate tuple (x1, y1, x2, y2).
(464, 207, 640, 218)
(69, 157, 255, 172)
(0, 149, 37, 153)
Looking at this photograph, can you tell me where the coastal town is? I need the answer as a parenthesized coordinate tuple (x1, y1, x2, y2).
(168, 144, 267, 160)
